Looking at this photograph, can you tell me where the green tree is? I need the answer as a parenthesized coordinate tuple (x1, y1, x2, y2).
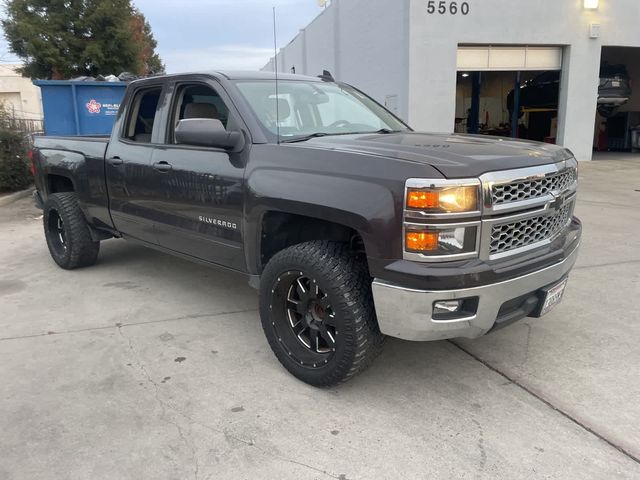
(2, 0, 164, 79)
(131, 9, 165, 75)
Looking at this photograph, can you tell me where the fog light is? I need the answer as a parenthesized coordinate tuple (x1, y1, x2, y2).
(434, 300, 462, 315)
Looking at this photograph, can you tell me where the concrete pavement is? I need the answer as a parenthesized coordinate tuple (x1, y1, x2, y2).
(1, 156, 639, 479)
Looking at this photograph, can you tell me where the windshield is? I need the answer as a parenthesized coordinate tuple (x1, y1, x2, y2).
(234, 80, 408, 142)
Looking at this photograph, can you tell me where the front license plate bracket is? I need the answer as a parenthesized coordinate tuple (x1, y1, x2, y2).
(530, 277, 568, 318)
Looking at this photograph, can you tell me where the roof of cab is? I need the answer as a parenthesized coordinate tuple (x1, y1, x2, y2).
(138, 71, 323, 82)
(127, 70, 327, 88)
(211, 71, 323, 82)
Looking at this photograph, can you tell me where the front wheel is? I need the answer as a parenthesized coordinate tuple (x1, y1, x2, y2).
(259, 241, 384, 387)
(43, 192, 100, 269)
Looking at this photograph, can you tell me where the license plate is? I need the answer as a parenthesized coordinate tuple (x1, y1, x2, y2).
(539, 278, 568, 316)
(612, 81, 621, 87)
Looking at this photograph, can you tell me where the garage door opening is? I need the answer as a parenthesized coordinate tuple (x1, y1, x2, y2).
(455, 71, 561, 142)
(593, 46, 640, 156)
(455, 45, 563, 143)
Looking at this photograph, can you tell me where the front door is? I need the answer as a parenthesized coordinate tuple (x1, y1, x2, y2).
(106, 84, 165, 244)
(149, 81, 246, 270)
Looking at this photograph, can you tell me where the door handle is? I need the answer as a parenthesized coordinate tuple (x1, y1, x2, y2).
(153, 161, 173, 173)
(107, 156, 123, 166)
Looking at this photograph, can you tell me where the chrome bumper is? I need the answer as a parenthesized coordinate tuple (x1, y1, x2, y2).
(597, 97, 629, 105)
(371, 243, 580, 341)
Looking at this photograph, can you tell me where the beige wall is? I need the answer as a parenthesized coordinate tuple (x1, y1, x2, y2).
(0, 64, 42, 120)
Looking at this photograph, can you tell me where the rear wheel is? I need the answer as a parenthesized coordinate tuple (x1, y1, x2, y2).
(259, 241, 384, 386)
(43, 192, 100, 269)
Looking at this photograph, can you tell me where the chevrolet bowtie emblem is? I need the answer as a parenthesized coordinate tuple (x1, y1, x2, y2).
(549, 194, 565, 212)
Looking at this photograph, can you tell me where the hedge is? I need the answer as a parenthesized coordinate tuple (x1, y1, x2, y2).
(0, 127, 31, 193)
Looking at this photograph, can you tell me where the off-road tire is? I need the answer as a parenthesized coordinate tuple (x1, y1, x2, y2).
(259, 241, 384, 386)
(43, 192, 100, 269)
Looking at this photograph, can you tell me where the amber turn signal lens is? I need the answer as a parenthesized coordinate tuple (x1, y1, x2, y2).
(407, 190, 439, 209)
(406, 231, 439, 252)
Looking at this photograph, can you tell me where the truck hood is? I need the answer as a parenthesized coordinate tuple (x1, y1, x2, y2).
(299, 132, 573, 178)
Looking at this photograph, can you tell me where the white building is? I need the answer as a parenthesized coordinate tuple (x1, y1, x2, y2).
(0, 64, 43, 123)
(264, 0, 640, 161)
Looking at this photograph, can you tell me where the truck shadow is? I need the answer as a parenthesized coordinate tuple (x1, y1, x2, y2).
(94, 238, 503, 395)
(95, 238, 254, 293)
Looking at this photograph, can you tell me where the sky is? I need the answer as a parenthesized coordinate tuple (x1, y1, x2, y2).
(0, 0, 326, 72)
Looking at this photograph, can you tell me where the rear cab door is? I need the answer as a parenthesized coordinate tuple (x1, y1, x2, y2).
(105, 79, 168, 244)
(145, 75, 248, 271)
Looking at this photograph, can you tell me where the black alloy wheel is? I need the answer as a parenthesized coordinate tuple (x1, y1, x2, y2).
(47, 209, 67, 257)
(271, 271, 338, 366)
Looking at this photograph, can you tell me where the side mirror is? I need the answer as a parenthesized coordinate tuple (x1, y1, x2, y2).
(175, 118, 244, 150)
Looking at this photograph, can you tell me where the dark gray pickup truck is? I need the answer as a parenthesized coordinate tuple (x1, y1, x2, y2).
(31, 71, 582, 386)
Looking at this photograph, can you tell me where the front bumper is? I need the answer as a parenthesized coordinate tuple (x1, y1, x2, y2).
(371, 242, 580, 341)
(597, 97, 630, 105)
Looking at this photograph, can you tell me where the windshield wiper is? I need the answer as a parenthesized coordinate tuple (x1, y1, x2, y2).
(281, 129, 404, 144)
(343, 128, 406, 135)
(281, 132, 332, 143)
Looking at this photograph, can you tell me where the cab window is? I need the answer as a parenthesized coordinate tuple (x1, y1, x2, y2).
(124, 87, 162, 143)
(169, 84, 231, 143)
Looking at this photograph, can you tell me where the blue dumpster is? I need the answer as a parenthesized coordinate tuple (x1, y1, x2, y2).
(33, 80, 128, 136)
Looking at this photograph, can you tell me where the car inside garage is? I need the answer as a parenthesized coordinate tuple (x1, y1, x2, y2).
(594, 46, 639, 155)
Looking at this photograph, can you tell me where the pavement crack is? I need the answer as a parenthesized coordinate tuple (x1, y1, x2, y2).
(0, 308, 258, 342)
(449, 340, 640, 465)
(159, 406, 342, 479)
(117, 325, 200, 480)
(522, 322, 533, 365)
(574, 259, 640, 271)
(577, 199, 640, 209)
(472, 418, 487, 479)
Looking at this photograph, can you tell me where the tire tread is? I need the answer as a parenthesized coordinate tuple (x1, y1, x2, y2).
(44, 192, 100, 269)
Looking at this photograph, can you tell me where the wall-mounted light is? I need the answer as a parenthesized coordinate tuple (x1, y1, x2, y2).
(584, 0, 599, 10)
(461, 73, 470, 78)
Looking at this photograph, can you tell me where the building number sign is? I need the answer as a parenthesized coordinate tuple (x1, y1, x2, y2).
(427, 1, 470, 15)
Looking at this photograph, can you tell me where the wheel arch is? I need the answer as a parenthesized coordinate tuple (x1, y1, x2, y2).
(256, 209, 369, 273)
(46, 173, 76, 195)
(244, 166, 401, 275)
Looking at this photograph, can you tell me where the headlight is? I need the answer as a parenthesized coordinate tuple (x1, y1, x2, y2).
(406, 185, 479, 213)
(405, 224, 479, 257)
(404, 178, 482, 262)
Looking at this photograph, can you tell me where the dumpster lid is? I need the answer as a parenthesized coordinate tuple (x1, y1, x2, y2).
(33, 80, 128, 86)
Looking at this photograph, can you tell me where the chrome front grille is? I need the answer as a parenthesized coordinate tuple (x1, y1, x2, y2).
(492, 167, 577, 205)
(489, 202, 573, 255)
